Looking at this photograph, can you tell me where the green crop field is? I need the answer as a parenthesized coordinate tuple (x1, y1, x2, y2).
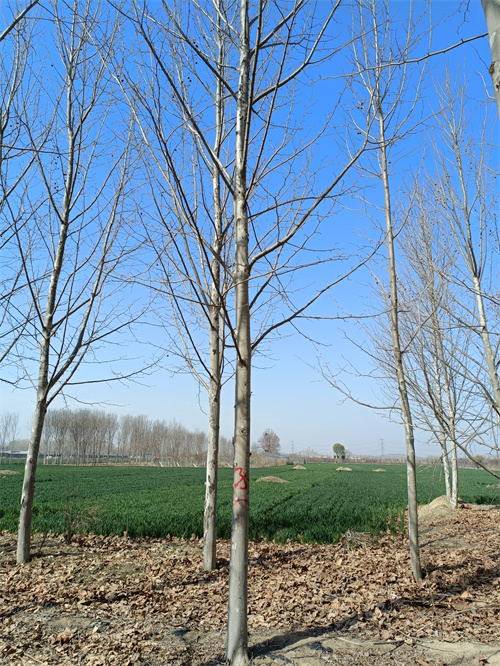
(1, 463, 499, 543)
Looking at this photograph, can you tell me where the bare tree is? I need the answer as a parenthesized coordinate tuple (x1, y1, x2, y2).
(258, 428, 281, 456)
(102, 412, 118, 461)
(220, 3, 367, 660)
(401, 74, 500, 474)
(67, 409, 92, 463)
(392, 189, 466, 508)
(394, 159, 500, 506)
(43, 409, 212, 465)
(346, 67, 499, 510)
(128, 415, 151, 462)
(345, 0, 431, 581)
(12, 0, 145, 564)
(42, 408, 71, 463)
(118, 414, 133, 462)
(87, 411, 109, 464)
(122, 2, 370, 660)
(113, 2, 234, 570)
(118, 0, 368, 586)
(0, 410, 19, 455)
(431, 74, 500, 433)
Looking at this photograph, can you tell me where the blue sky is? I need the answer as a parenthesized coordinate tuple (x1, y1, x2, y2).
(0, 0, 495, 459)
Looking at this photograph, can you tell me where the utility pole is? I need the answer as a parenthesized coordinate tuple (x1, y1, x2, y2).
(380, 438, 385, 460)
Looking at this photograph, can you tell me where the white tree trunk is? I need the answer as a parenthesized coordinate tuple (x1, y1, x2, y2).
(473, 273, 500, 417)
(203, 374, 220, 569)
(430, 347, 452, 500)
(438, 433, 452, 501)
(203, 265, 222, 571)
(439, 345, 459, 509)
(17, 396, 47, 563)
(203, 16, 225, 571)
(450, 437, 458, 509)
(226, 1, 251, 662)
(378, 111, 421, 583)
(481, 0, 500, 119)
(432, 320, 459, 509)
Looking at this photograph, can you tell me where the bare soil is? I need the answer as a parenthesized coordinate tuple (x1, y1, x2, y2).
(1, 499, 500, 665)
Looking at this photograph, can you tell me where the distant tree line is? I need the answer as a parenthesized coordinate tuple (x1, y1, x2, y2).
(35, 409, 234, 466)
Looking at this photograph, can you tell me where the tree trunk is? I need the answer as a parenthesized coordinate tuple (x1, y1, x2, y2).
(17, 287, 65, 562)
(430, 346, 452, 500)
(226, 346, 251, 665)
(17, 238, 65, 562)
(226, 1, 251, 662)
(17, 395, 47, 563)
(473, 273, 500, 418)
(378, 109, 422, 583)
(481, 0, 500, 120)
(203, 15, 225, 571)
(438, 432, 452, 501)
(450, 437, 458, 509)
(203, 291, 221, 571)
(431, 311, 459, 509)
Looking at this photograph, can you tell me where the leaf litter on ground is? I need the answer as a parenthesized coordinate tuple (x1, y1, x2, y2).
(1, 501, 500, 664)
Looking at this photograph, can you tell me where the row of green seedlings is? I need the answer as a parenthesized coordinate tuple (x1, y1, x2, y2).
(1, 467, 408, 543)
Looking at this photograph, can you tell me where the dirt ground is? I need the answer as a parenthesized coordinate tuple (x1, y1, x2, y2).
(1, 498, 500, 665)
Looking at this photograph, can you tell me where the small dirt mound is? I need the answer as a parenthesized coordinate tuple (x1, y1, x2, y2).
(256, 476, 290, 484)
(373, 468, 386, 472)
(336, 467, 352, 472)
(0, 469, 20, 475)
(418, 495, 455, 522)
(293, 465, 306, 470)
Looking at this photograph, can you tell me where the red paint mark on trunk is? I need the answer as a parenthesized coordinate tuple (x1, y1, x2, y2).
(234, 467, 249, 490)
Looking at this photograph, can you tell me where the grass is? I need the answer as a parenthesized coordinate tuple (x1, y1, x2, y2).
(1, 462, 499, 543)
